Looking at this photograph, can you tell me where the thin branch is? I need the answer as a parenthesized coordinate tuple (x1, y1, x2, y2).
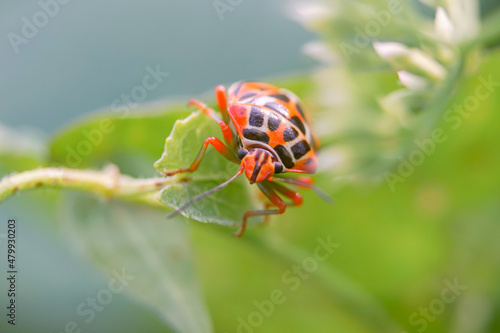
(0, 166, 173, 208)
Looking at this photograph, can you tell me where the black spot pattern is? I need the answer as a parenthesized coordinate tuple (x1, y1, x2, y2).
(241, 92, 257, 100)
(270, 94, 290, 103)
(242, 128, 270, 144)
(264, 102, 288, 117)
(283, 127, 298, 142)
(274, 145, 294, 169)
(274, 163, 283, 174)
(237, 148, 248, 159)
(250, 150, 264, 182)
(291, 140, 311, 160)
(289, 116, 306, 134)
(296, 102, 305, 118)
(268, 113, 281, 131)
(233, 82, 242, 96)
(249, 107, 264, 127)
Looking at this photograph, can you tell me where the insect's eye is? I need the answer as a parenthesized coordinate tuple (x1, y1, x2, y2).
(237, 148, 248, 159)
(274, 162, 283, 174)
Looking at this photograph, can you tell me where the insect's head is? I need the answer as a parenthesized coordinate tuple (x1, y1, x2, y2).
(237, 148, 283, 184)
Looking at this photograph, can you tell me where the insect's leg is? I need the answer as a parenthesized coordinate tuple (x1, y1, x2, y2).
(234, 182, 286, 238)
(215, 85, 230, 124)
(267, 181, 303, 206)
(260, 202, 276, 226)
(164, 137, 239, 176)
(271, 176, 333, 204)
(272, 176, 315, 188)
(261, 181, 303, 225)
(257, 196, 274, 226)
(188, 99, 234, 147)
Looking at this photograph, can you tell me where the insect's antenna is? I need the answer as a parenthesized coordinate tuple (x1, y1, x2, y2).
(167, 167, 244, 219)
(272, 176, 334, 204)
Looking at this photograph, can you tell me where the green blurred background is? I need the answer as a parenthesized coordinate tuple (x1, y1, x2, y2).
(1, 0, 500, 332)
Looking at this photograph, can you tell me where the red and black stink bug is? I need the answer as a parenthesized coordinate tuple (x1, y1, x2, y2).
(164, 81, 331, 237)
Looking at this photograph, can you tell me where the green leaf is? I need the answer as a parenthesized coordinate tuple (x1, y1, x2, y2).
(0, 123, 47, 174)
(62, 193, 213, 333)
(154, 111, 262, 226)
(50, 105, 190, 177)
(49, 104, 216, 331)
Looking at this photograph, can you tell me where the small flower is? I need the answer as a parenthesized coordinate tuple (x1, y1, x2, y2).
(373, 42, 408, 59)
(445, 0, 480, 43)
(373, 42, 447, 81)
(288, 2, 334, 29)
(434, 7, 455, 43)
(397, 71, 429, 91)
(302, 41, 338, 65)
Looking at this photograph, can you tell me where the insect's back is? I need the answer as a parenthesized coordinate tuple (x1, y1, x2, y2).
(227, 81, 318, 174)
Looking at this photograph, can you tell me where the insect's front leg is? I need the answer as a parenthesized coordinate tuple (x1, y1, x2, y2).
(267, 181, 303, 206)
(163, 137, 239, 176)
(215, 85, 230, 124)
(188, 99, 235, 148)
(260, 181, 303, 225)
(235, 182, 287, 238)
(271, 176, 333, 204)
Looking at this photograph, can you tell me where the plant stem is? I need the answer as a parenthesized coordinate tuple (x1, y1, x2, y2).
(0, 166, 173, 208)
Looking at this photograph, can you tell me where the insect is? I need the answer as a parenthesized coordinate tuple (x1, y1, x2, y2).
(164, 81, 330, 237)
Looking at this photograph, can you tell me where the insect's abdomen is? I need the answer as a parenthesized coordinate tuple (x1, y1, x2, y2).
(228, 81, 315, 147)
(227, 81, 317, 174)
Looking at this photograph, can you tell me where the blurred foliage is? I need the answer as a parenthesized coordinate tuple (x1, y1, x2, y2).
(295, 0, 500, 185)
(50, 105, 190, 177)
(1, 1, 500, 333)
(62, 194, 212, 333)
(2, 105, 214, 332)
